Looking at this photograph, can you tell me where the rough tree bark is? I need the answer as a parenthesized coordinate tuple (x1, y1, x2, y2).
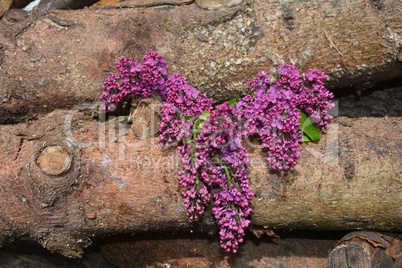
(0, 109, 400, 257)
(328, 231, 402, 268)
(0, 0, 402, 123)
(0, 0, 401, 259)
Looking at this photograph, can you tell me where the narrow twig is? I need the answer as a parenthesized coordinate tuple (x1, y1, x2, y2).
(323, 30, 343, 56)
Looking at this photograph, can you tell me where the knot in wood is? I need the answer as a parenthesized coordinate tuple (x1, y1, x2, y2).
(129, 94, 162, 140)
(36, 145, 72, 176)
(196, 0, 243, 9)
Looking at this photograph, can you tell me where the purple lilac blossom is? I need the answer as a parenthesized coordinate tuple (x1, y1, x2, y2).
(99, 51, 334, 253)
(276, 63, 303, 92)
(275, 65, 334, 130)
(158, 73, 214, 221)
(177, 142, 211, 221)
(99, 51, 169, 110)
(196, 102, 253, 253)
(233, 69, 301, 170)
(298, 69, 335, 130)
(158, 73, 213, 148)
(233, 65, 334, 170)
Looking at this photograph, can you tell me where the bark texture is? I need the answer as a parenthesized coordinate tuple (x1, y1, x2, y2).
(0, 110, 400, 257)
(0, 0, 13, 17)
(328, 231, 402, 268)
(0, 0, 402, 123)
(100, 231, 336, 267)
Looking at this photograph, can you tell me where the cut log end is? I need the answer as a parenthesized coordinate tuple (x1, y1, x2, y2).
(328, 232, 402, 268)
(36, 145, 72, 176)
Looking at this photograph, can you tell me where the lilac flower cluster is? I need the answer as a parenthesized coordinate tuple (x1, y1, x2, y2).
(99, 50, 334, 254)
(196, 102, 253, 253)
(233, 70, 301, 170)
(162, 74, 214, 221)
(298, 69, 335, 130)
(99, 50, 168, 111)
(177, 141, 211, 222)
(233, 65, 334, 170)
(174, 102, 252, 253)
(274, 64, 334, 130)
(158, 73, 213, 148)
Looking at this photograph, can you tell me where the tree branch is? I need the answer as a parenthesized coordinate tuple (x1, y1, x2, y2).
(0, 110, 400, 256)
(0, 0, 401, 122)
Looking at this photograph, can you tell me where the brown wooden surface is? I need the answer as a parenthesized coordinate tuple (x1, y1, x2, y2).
(0, 109, 400, 257)
(0, 0, 401, 258)
(328, 231, 402, 268)
(1, 0, 402, 123)
(0, 0, 13, 17)
(101, 231, 338, 267)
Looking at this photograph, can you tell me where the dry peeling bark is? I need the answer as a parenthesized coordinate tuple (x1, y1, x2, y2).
(0, 109, 400, 257)
(0, 0, 402, 123)
(328, 231, 402, 268)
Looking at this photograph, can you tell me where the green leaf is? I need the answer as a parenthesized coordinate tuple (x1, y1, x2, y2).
(198, 121, 204, 129)
(192, 120, 202, 139)
(106, 116, 129, 124)
(302, 134, 311, 142)
(184, 115, 194, 121)
(199, 111, 210, 121)
(229, 95, 240, 106)
(299, 111, 321, 142)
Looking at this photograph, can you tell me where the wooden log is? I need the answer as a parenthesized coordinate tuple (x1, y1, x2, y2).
(0, 0, 402, 123)
(0, 108, 401, 257)
(328, 231, 402, 268)
(0, 0, 13, 17)
(24, 0, 100, 11)
(11, 0, 34, 9)
(100, 231, 336, 267)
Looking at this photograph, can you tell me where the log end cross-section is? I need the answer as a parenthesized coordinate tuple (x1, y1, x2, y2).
(36, 145, 72, 176)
